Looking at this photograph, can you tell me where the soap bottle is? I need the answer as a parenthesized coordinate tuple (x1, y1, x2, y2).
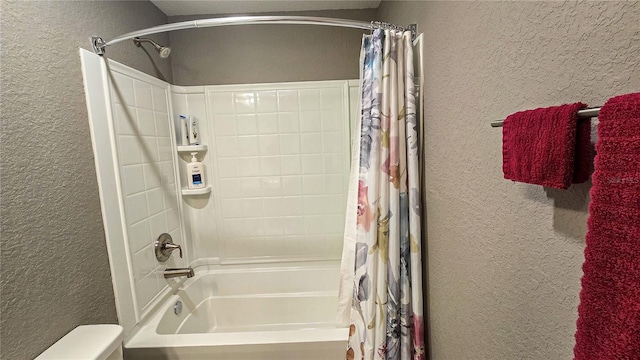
(186, 152, 205, 189)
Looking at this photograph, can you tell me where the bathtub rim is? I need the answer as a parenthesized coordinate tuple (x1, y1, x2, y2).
(135, 260, 342, 332)
(125, 260, 348, 349)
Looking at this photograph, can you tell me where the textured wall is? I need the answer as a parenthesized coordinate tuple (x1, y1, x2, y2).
(376, 1, 640, 359)
(168, 9, 376, 85)
(0, 1, 172, 358)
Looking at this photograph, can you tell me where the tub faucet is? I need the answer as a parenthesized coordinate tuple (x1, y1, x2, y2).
(164, 267, 195, 279)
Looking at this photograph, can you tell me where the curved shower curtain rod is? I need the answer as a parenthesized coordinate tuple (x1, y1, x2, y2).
(91, 15, 417, 55)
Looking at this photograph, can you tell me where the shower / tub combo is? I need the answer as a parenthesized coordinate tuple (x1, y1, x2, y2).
(81, 15, 422, 359)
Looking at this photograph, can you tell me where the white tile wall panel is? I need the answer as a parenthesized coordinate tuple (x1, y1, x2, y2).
(302, 155, 323, 174)
(321, 88, 343, 109)
(300, 111, 322, 132)
(132, 245, 155, 282)
(109, 72, 185, 314)
(259, 177, 280, 197)
(277, 90, 299, 112)
(146, 188, 164, 216)
(135, 272, 158, 310)
(125, 193, 149, 225)
(152, 87, 168, 112)
(166, 207, 180, 231)
(121, 165, 145, 195)
(239, 157, 260, 177)
(280, 134, 300, 155)
(278, 112, 299, 132)
(111, 72, 134, 106)
(256, 91, 278, 113)
(322, 110, 343, 131)
(237, 114, 258, 135)
(157, 138, 173, 161)
(214, 115, 237, 136)
(299, 89, 321, 110)
(237, 136, 259, 156)
(137, 108, 155, 136)
(140, 137, 159, 163)
(155, 113, 170, 137)
(142, 164, 161, 189)
(159, 162, 175, 185)
(260, 156, 281, 175)
(282, 176, 302, 195)
(241, 178, 262, 197)
(118, 136, 142, 166)
(217, 158, 240, 178)
(234, 92, 256, 113)
(129, 220, 152, 254)
(207, 92, 232, 114)
(204, 81, 350, 261)
(281, 159, 302, 176)
(257, 113, 278, 133)
(300, 133, 322, 153)
(114, 104, 136, 135)
(259, 135, 280, 155)
(149, 212, 168, 236)
(215, 136, 239, 157)
(134, 81, 153, 110)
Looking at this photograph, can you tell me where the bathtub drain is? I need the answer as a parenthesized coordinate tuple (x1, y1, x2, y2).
(174, 300, 182, 315)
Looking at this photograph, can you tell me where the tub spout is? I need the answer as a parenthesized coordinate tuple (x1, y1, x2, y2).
(164, 267, 195, 279)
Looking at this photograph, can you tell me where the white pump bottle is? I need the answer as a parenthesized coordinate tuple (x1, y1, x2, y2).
(186, 152, 205, 189)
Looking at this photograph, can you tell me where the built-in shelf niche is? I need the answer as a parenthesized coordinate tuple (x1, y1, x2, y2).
(177, 144, 208, 152)
(181, 186, 212, 196)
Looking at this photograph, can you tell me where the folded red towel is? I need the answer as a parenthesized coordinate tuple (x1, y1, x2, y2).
(574, 92, 640, 360)
(502, 102, 590, 189)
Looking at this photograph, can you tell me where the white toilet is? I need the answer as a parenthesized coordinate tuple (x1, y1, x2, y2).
(35, 324, 124, 360)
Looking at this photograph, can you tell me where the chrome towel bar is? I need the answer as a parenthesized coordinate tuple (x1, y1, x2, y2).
(491, 107, 601, 127)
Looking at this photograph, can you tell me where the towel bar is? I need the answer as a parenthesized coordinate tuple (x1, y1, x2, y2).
(491, 107, 601, 127)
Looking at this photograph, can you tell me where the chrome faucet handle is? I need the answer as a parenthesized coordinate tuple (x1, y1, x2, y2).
(163, 243, 182, 258)
(154, 233, 183, 262)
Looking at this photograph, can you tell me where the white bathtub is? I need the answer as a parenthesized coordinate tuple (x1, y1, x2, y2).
(124, 262, 349, 359)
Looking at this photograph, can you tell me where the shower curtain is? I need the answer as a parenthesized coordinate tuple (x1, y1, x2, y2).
(338, 29, 425, 360)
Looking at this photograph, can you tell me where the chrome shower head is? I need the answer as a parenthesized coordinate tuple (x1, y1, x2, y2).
(158, 46, 171, 59)
(133, 37, 171, 59)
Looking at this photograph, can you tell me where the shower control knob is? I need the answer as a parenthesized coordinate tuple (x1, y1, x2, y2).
(155, 233, 183, 262)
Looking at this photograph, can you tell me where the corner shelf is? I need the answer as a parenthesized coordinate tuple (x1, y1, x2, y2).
(181, 186, 211, 196)
(177, 144, 208, 152)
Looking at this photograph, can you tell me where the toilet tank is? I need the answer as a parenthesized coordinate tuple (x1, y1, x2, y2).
(35, 324, 124, 360)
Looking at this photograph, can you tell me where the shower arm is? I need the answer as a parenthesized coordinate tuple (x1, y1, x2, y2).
(91, 16, 417, 55)
(133, 37, 162, 49)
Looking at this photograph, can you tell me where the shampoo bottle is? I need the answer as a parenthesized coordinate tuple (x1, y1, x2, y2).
(186, 152, 205, 189)
(179, 115, 189, 146)
(188, 116, 200, 145)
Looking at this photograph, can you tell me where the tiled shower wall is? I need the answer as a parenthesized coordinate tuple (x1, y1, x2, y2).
(109, 70, 185, 313)
(178, 81, 352, 262)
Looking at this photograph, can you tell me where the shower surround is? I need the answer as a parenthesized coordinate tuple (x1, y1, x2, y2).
(80, 49, 357, 357)
(172, 80, 355, 263)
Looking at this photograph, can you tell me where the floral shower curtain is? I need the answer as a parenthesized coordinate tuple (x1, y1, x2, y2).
(340, 29, 425, 360)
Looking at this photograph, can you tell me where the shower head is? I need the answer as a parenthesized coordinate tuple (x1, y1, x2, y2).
(132, 37, 171, 59)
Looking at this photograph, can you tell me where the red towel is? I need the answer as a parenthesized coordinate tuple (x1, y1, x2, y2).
(502, 102, 591, 189)
(574, 92, 640, 360)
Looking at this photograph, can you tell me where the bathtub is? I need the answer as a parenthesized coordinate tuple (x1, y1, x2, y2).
(124, 262, 349, 359)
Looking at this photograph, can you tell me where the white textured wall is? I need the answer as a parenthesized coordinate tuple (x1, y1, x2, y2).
(168, 9, 376, 85)
(0, 1, 172, 358)
(376, 1, 640, 359)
